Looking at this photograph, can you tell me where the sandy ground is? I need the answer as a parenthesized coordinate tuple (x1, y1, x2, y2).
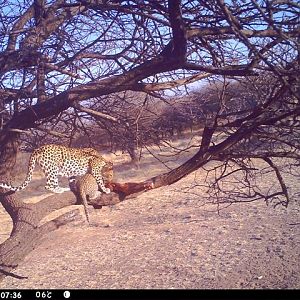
(0, 141, 299, 289)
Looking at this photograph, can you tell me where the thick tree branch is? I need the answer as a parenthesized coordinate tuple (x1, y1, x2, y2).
(187, 27, 300, 40)
(132, 72, 211, 91)
(168, 0, 187, 59)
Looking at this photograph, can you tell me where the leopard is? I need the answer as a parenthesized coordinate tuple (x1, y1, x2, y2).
(69, 173, 104, 224)
(0, 144, 113, 194)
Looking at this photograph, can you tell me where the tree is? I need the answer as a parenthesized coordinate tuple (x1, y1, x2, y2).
(0, 0, 299, 280)
(74, 91, 160, 166)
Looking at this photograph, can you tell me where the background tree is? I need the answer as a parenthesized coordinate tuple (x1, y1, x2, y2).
(0, 0, 299, 280)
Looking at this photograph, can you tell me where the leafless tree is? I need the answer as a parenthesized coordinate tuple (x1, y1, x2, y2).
(76, 91, 161, 166)
(0, 0, 299, 279)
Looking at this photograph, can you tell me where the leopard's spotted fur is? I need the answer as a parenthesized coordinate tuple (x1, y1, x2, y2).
(69, 173, 103, 224)
(0, 144, 113, 194)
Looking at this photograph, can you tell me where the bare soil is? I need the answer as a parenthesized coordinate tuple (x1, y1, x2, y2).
(0, 144, 299, 289)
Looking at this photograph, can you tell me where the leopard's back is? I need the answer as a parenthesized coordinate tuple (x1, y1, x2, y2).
(76, 173, 99, 199)
(38, 144, 104, 178)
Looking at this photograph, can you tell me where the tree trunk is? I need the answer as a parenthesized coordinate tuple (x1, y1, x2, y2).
(127, 146, 140, 169)
(0, 190, 129, 281)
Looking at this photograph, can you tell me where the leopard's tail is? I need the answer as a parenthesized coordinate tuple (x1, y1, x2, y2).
(0, 151, 38, 192)
(79, 190, 91, 224)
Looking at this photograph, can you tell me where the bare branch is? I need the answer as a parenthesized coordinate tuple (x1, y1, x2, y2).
(263, 157, 290, 207)
(72, 102, 119, 122)
(133, 72, 211, 91)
